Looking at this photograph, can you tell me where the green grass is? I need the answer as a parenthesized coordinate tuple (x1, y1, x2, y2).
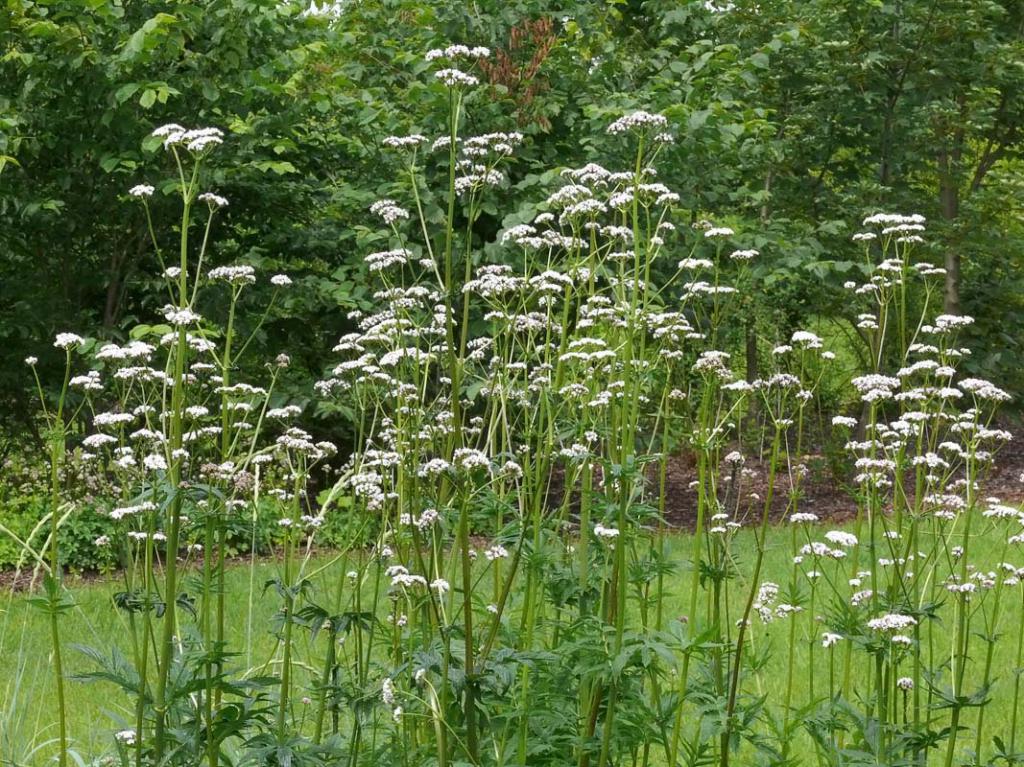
(1, 522, 1021, 764)
(0, 556, 295, 763)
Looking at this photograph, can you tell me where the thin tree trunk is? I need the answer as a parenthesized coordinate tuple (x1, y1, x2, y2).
(745, 320, 758, 385)
(938, 153, 961, 315)
(103, 243, 127, 329)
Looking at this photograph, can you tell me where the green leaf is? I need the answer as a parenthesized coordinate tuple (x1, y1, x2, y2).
(121, 13, 178, 60)
(749, 51, 770, 69)
(251, 160, 297, 175)
(129, 323, 172, 340)
(114, 82, 140, 105)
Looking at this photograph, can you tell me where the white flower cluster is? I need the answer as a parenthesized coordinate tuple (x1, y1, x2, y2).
(862, 212, 925, 228)
(425, 45, 491, 62)
(366, 249, 412, 272)
(463, 132, 523, 158)
(606, 110, 669, 135)
(435, 69, 480, 88)
(370, 199, 410, 225)
(851, 374, 900, 402)
(54, 332, 84, 350)
(208, 265, 256, 285)
(383, 134, 427, 149)
(959, 377, 1011, 402)
(753, 582, 779, 623)
(152, 124, 224, 153)
(824, 530, 857, 548)
(790, 512, 820, 524)
(866, 613, 917, 632)
(198, 192, 229, 208)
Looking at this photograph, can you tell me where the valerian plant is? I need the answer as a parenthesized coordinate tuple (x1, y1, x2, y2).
(11, 43, 1024, 767)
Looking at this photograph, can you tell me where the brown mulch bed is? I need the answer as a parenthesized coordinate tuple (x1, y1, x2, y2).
(0, 566, 107, 593)
(656, 422, 1024, 530)
(656, 452, 855, 530)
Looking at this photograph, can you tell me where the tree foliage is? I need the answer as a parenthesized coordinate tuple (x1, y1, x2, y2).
(2, 0, 1022, 446)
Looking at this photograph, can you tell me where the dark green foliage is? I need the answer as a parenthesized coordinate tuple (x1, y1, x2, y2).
(3, 0, 1023, 459)
(56, 506, 120, 574)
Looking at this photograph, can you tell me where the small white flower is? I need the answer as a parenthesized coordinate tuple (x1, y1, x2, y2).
(152, 123, 184, 138)
(867, 613, 917, 632)
(485, 544, 509, 561)
(270, 274, 293, 287)
(790, 513, 819, 524)
(54, 333, 84, 350)
(606, 110, 669, 135)
(724, 451, 745, 467)
(198, 192, 229, 208)
(435, 68, 479, 87)
(791, 330, 823, 348)
(369, 198, 410, 225)
(157, 125, 224, 152)
(383, 134, 428, 149)
(426, 44, 490, 63)
(267, 405, 303, 419)
(129, 184, 155, 198)
(824, 531, 858, 548)
(208, 265, 255, 285)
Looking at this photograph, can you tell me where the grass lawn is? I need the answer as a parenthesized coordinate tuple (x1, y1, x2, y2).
(1, 522, 1021, 765)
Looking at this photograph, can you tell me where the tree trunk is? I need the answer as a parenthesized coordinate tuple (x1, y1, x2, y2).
(103, 258, 122, 329)
(942, 241, 961, 316)
(938, 152, 961, 315)
(745, 320, 758, 384)
(103, 235, 141, 328)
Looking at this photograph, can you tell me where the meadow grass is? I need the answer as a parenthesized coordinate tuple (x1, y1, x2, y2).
(2, 520, 1020, 765)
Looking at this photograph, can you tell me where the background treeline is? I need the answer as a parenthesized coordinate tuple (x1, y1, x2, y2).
(2, 0, 1023, 455)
